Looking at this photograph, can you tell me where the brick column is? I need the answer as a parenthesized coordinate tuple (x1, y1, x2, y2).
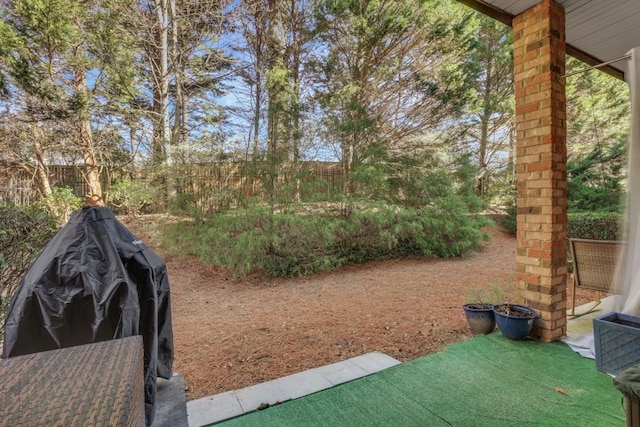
(513, 0, 567, 342)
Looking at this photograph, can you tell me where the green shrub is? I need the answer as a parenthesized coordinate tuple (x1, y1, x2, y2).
(35, 187, 83, 225)
(200, 187, 245, 213)
(568, 212, 623, 240)
(495, 209, 622, 239)
(419, 198, 491, 257)
(161, 150, 492, 278)
(166, 207, 342, 276)
(0, 204, 58, 339)
(502, 204, 517, 235)
(109, 179, 159, 216)
(452, 153, 487, 214)
(168, 193, 198, 217)
(567, 139, 627, 213)
(164, 202, 491, 278)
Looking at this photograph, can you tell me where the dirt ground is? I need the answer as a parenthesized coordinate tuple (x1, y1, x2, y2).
(125, 217, 594, 401)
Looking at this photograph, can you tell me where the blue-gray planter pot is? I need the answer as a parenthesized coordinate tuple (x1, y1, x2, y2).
(463, 303, 496, 334)
(493, 304, 537, 340)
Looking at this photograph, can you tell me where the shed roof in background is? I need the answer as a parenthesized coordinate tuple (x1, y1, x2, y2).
(458, 0, 640, 80)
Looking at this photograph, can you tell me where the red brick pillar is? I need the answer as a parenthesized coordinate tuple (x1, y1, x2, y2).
(513, 0, 567, 342)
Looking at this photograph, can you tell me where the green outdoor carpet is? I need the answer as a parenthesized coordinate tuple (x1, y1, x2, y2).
(216, 334, 626, 427)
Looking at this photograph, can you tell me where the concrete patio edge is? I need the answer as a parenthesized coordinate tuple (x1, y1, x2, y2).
(186, 352, 401, 427)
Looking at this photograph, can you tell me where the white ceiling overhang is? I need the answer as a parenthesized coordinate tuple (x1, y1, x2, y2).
(457, 0, 640, 80)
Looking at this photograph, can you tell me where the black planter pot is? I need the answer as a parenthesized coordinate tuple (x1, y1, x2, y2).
(462, 303, 496, 334)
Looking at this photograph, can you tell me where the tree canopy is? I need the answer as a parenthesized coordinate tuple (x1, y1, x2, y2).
(0, 0, 630, 212)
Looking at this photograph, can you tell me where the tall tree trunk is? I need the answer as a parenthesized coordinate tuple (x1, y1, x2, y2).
(26, 98, 52, 198)
(152, 0, 171, 166)
(290, 0, 301, 164)
(170, 0, 187, 149)
(477, 114, 489, 195)
(32, 129, 52, 198)
(252, 8, 266, 160)
(265, 0, 289, 203)
(477, 57, 493, 196)
(253, 73, 262, 159)
(290, 0, 302, 201)
(74, 70, 103, 205)
(150, 0, 174, 207)
(267, 0, 289, 161)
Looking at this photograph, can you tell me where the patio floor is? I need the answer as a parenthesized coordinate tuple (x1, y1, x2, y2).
(566, 295, 620, 339)
(186, 299, 626, 427)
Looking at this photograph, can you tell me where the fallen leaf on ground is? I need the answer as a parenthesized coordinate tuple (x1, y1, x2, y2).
(554, 386, 569, 396)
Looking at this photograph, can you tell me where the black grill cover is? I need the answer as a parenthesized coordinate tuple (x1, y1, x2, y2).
(2, 207, 174, 425)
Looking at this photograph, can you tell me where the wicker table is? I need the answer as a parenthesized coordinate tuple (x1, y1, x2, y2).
(1, 336, 145, 427)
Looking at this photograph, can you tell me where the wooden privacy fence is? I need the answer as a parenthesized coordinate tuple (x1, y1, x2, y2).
(0, 164, 121, 205)
(167, 162, 344, 204)
(0, 174, 37, 206)
(0, 162, 345, 208)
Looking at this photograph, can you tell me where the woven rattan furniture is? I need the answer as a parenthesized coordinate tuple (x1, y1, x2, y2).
(1, 336, 145, 427)
(569, 238, 625, 316)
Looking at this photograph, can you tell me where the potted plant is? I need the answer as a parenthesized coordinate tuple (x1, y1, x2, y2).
(462, 302, 496, 334)
(462, 286, 502, 335)
(493, 304, 537, 340)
